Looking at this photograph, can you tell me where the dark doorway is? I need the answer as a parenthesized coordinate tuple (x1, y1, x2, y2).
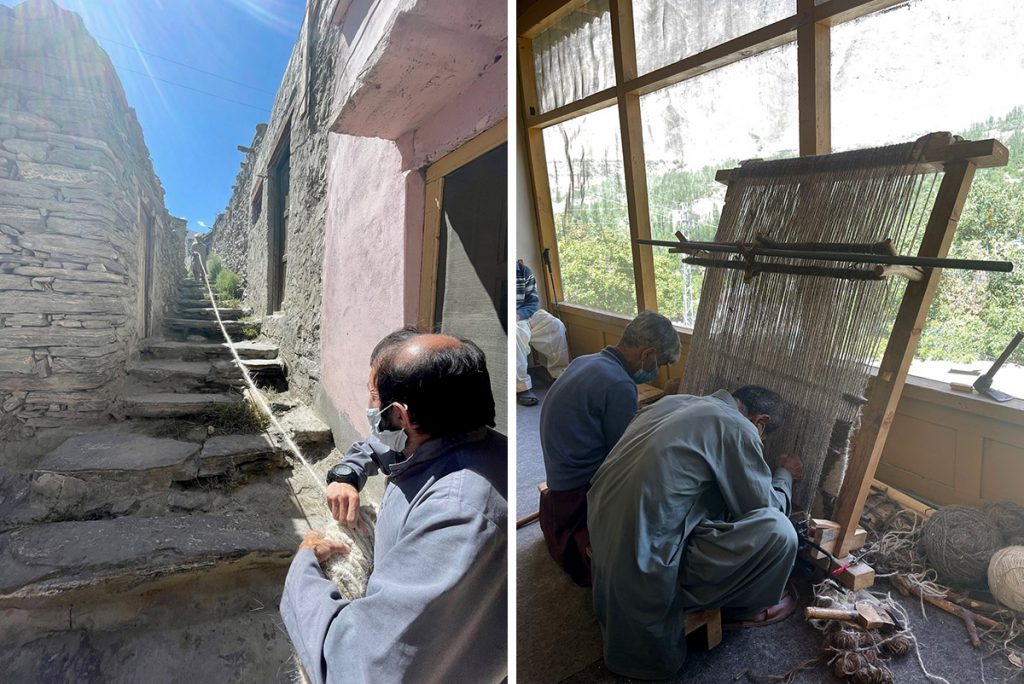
(268, 130, 291, 314)
(432, 142, 508, 433)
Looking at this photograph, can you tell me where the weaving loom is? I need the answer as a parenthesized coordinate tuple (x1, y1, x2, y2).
(645, 132, 1011, 587)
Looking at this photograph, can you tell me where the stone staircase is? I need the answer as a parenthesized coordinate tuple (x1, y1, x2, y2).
(0, 277, 334, 680)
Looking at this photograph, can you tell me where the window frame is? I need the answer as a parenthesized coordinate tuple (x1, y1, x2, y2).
(517, 0, 904, 321)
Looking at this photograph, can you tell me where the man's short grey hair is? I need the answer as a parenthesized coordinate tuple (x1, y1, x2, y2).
(619, 311, 681, 365)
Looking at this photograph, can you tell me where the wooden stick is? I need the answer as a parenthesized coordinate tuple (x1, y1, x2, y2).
(870, 479, 935, 518)
(516, 511, 540, 528)
(891, 576, 1001, 647)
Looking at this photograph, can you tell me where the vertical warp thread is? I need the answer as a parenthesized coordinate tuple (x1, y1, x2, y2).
(682, 137, 945, 512)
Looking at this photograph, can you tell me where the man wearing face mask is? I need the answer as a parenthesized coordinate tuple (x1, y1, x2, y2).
(587, 385, 804, 680)
(537, 311, 680, 586)
(280, 332, 507, 684)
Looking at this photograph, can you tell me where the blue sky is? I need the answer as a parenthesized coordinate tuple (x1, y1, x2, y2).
(2, 0, 307, 233)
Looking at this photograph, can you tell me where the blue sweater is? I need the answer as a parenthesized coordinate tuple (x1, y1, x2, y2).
(539, 347, 638, 490)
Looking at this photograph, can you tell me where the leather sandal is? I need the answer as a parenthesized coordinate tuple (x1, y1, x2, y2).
(722, 583, 799, 630)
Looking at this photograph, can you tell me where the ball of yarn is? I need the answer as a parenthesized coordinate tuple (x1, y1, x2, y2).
(832, 652, 868, 678)
(983, 502, 1024, 546)
(918, 505, 1003, 586)
(851, 664, 895, 684)
(884, 634, 912, 657)
(988, 545, 1024, 612)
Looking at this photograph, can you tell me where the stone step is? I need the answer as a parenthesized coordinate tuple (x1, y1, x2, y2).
(177, 299, 212, 308)
(212, 358, 286, 378)
(0, 514, 297, 609)
(35, 431, 201, 484)
(141, 339, 279, 361)
(130, 360, 216, 384)
(165, 318, 255, 334)
(177, 307, 248, 321)
(198, 433, 284, 477)
(117, 392, 239, 418)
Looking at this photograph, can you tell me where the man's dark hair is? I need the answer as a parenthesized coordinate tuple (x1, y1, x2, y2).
(370, 326, 422, 365)
(732, 385, 784, 434)
(375, 337, 496, 436)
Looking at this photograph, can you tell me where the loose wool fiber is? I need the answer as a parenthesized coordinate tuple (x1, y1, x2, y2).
(988, 546, 1024, 613)
(917, 505, 1003, 587)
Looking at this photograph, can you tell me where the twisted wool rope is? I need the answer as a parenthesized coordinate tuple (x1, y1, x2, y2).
(917, 505, 1004, 587)
(195, 254, 375, 598)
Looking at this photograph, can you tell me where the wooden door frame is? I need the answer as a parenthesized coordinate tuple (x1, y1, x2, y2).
(418, 120, 508, 330)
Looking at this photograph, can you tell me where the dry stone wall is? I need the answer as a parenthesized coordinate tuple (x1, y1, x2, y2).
(0, 0, 183, 446)
(210, 6, 341, 404)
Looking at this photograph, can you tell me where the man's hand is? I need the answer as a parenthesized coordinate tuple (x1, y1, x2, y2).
(326, 482, 361, 527)
(299, 529, 350, 566)
(777, 452, 804, 481)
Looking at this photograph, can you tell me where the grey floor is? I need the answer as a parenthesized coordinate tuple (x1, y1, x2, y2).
(515, 370, 1016, 683)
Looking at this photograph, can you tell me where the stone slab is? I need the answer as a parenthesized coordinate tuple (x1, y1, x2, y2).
(142, 340, 278, 361)
(279, 406, 331, 446)
(198, 433, 282, 477)
(165, 318, 251, 331)
(177, 308, 246, 320)
(118, 393, 238, 418)
(36, 431, 200, 480)
(0, 515, 297, 598)
(129, 360, 213, 383)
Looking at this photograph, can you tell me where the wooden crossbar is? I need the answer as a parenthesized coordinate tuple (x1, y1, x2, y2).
(715, 137, 1008, 184)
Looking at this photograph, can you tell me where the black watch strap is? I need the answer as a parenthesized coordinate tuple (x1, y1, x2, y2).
(326, 464, 361, 490)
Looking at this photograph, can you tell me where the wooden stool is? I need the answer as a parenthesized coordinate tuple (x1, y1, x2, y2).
(684, 609, 722, 650)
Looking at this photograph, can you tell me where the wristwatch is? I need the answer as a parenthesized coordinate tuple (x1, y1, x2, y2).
(326, 463, 361, 490)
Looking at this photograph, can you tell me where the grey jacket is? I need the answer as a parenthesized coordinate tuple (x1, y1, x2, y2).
(280, 428, 508, 684)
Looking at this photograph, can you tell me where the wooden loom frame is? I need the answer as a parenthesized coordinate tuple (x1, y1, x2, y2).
(518, 0, 1013, 585)
(710, 136, 1009, 565)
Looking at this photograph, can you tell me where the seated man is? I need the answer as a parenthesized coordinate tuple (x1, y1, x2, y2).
(280, 332, 508, 684)
(538, 311, 680, 586)
(587, 386, 803, 680)
(516, 259, 569, 406)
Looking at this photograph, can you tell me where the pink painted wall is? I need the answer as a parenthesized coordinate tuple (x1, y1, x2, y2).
(320, 0, 507, 436)
(321, 134, 423, 428)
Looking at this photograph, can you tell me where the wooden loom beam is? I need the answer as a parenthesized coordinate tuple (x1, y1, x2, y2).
(832, 159, 980, 556)
(715, 137, 1008, 184)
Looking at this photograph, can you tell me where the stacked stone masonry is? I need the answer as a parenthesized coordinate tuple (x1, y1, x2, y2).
(210, 6, 341, 404)
(0, 0, 184, 444)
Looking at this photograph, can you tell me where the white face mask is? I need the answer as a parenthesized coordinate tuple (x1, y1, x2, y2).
(366, 402, 409, 453)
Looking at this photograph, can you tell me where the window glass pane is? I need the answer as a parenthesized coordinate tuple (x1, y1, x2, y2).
(532, 0, 615, 114)
(633, 0, 792, 76)
(833, 0, 1024, 389)
(543, 106, 637, 317)
(641, 44, 798, 327)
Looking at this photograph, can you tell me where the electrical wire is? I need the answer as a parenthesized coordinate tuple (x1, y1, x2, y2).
(95, 34, 276, 95)
(111, 62, 270, 112)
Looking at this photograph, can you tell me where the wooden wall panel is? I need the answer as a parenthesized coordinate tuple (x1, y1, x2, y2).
(981, 439, 1024, 505)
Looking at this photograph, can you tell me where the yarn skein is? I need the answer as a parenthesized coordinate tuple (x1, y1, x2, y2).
(988, 545, 1024, 612)
(917, 505, 1003, 587)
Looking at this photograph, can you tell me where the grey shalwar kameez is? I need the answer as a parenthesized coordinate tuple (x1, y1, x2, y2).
(587, 390, 798, 680)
